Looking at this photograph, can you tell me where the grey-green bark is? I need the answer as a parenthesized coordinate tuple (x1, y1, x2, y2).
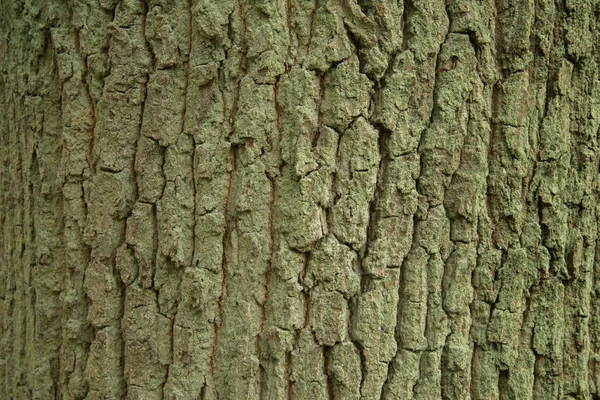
(1, 0, 600, 399)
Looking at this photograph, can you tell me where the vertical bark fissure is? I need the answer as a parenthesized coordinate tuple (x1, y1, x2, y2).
(285, 0, 292, 62)
(401, 0, 411, 51)
(380, 235, 412, 399)
(493, 0, 504, 80)
(428, 23, 454, 400)
(286, 349, 293, 400)
(17, 99, 29, 394)
(0, 9, 6, 393)
(258, 75, 284, 398)
(314, 74, 326, 147)
(209, 144, 236, 383)
(324, 346, 334, 400)
(67, 0, 96, 174)
(59, 6, 93, 397)
(308, 0, 321, 55)
(185, 0, 194, 265)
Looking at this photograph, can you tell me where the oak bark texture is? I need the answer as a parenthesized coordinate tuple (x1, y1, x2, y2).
(1, 0, 600, 399)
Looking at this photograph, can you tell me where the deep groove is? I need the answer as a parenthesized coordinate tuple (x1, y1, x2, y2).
(324, 346, 334, 400)
(209, 146, 236, 386)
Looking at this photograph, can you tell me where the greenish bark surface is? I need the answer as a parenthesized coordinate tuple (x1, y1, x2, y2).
(1, 0, 600, 399)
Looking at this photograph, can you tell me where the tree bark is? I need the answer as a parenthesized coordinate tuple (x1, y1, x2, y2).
(1, 0, 600, 399)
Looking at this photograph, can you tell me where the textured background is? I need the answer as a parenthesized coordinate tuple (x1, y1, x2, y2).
(1, 0, 600, 399)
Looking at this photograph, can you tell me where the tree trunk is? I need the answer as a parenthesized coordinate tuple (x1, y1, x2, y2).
(1, 0, 600, 399)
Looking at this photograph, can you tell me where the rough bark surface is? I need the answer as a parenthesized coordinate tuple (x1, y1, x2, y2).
(2, 0, 600, 399)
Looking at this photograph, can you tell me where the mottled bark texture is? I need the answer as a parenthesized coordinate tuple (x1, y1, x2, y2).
(1, 0, 600, 399)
